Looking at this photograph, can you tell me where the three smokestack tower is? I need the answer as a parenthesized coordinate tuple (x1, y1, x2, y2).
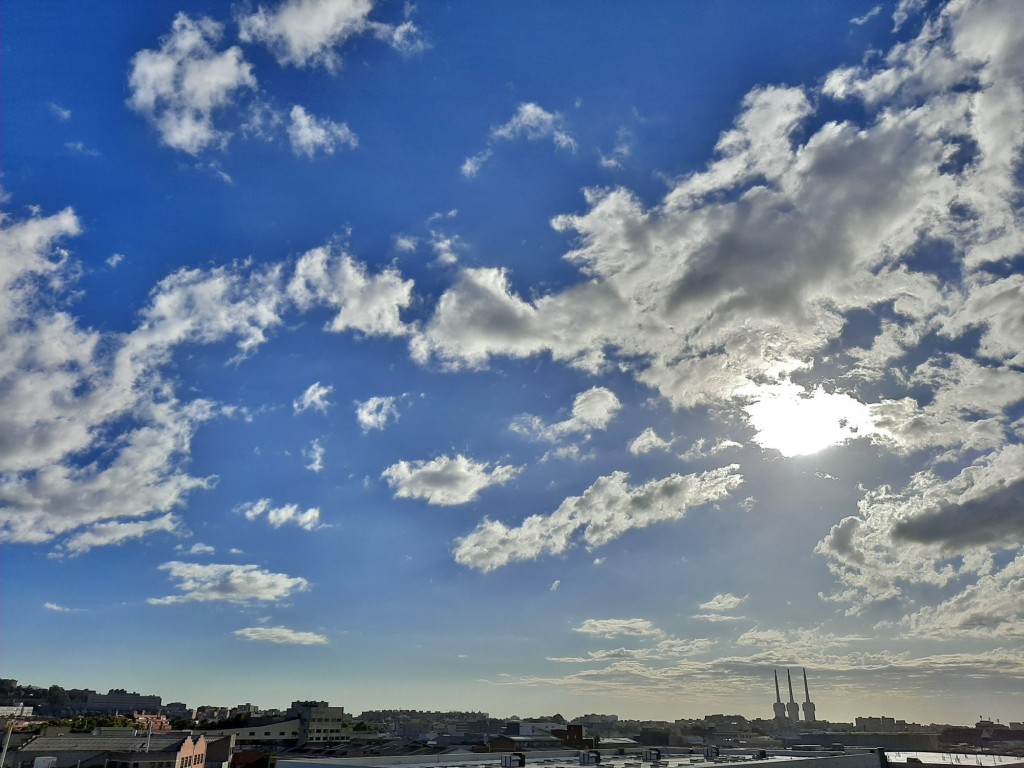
(772, 668, 816, 724)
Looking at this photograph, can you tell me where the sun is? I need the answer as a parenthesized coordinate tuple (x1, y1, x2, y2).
(744, 382, 879, 457)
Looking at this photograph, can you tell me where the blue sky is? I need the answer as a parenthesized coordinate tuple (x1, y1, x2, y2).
(3, 0, 1024, 724)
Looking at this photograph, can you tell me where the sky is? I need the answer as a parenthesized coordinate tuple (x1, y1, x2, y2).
(2, 0, 1023, 726)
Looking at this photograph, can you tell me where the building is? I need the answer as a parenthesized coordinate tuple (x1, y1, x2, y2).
(291, 701, 347, 745)
(134, 713, 173, 732)
(6, 731, 221, 768)
(200, 717, 302, 747)
(85, 690, 161, 714)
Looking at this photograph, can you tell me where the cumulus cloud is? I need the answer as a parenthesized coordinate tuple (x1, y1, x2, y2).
(288, 246, 413, 336)
(511, 387, 621, 443)
(287, 105, 358, 157)
(899, 553, 1024, 638)
(238, 0, 424, 71)
(234, 625, 328, 644)
(355, 395, 399, 432)
(817, 444, 1024, 610)
(382, 454, 522, 506)
(149, 561, 310, 604)
(237, 498, 320, 530)
(629, 428, 671, 455)
(127, 13, 256, 154)
(294, 382, 334, 414)
(454, 465, 743, 572)
(0, 203, 415, 553)
(186, 542, 216, 555)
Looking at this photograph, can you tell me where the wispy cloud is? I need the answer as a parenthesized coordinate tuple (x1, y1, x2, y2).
(234, 625, 328, 645)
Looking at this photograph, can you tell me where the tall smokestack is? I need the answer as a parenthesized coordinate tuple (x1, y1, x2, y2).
(786, 669, 800, 723)
(772, 671, 787, 721)
(802, 668, 816, 723)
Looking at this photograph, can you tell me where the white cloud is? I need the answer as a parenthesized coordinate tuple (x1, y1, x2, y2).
(0, 201, 418, 552)
(239, 0, 423, 71)
(699, 593, 747, 612)
(550, 580, 561, 592)
(237, 498, 320, 530)
(355, 395, 399, 432)
(48, 102, 71, 121)
(239, 0, 374, 70)
(511, 387, 621, 442)
(382, 454, 522, 506)
(303, 438, 325, 472)
(234, 625, 328, 645)
(460, 150, 492, 178)
(288, 246, 413, 337)
(574, 618, 663, 639)
(491, 103, 575, 151)
(127, 13, 256, 154)
(43, 602, 81, 613)
(680, 437, 742, 462)
(294, 382, 334, 414)
(850, 5, 882, 25)
(454, 465, 743, 572)
(599, 128, 633, 170)
(629, 427, 671, 455)
(106, 253, 125, 268)
(899, 553, 1024, 639)
(462, 103, 575, 177)
(287, 105, 358, 157)
(65, 142, 99, 157)
(187, 542, 216, 555)
(816, 444, 1024, 613)
(149, 561, 310, 604)
(59, 514, 180, 556)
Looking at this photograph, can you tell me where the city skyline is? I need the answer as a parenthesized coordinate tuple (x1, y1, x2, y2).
(3, 0, 1023, 725)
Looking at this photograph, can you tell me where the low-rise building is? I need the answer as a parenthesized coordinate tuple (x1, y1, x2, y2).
(6, 731, 223, 768)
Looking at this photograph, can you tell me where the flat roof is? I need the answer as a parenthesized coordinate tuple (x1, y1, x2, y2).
(884, 754, 1023, 767)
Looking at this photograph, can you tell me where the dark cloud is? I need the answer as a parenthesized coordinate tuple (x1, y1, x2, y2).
(893, 476, 1024, 548)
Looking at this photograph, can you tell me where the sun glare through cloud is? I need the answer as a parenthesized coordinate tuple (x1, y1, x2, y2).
(744, 384, 882, 457)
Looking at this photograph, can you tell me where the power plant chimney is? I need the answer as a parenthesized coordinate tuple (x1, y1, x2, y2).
(773, 670, 787, 721)
(786, 669, 800, 723)
(802, 668, 816, 723)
